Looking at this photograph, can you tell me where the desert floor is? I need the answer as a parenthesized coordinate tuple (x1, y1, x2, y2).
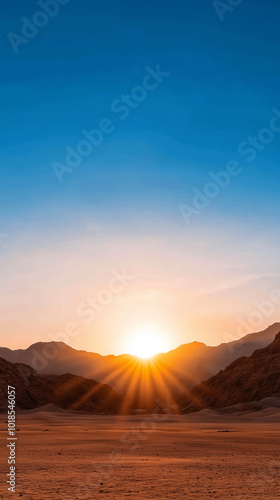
(0, 405, 280, 499)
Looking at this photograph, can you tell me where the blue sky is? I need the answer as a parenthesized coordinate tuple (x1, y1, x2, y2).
(1, 0, 280, 352)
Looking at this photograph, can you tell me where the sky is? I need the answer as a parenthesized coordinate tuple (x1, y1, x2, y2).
(0, 0, 280, 354)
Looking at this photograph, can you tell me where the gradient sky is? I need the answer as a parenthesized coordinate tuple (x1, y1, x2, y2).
(1, 0, 280, 354)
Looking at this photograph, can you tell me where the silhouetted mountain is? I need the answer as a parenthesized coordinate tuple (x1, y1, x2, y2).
(2, 329, 280, 415)
(0, 323, 279, 397)
(180, 332, 280, 412)
(0, 357, 123, 414)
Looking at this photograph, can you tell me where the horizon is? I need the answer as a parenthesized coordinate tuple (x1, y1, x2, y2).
(1, 0, 280, 356)
(2, 320, 280, 357)
(1, 2, 280, 498)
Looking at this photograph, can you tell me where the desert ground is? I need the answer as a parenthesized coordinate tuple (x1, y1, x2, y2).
(1, 405, 280, 500)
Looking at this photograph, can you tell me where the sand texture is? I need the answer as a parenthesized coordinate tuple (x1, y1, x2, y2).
(1, 408, 280, 499)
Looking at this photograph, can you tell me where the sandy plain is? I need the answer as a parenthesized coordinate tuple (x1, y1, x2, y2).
(0, 405, 280, 500)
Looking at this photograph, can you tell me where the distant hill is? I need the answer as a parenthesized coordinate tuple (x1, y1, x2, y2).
(0, 357, 122, 414)
(180, 332, 280, 412)
(2, 329, 280, 415)
(0, 323, 279, 397)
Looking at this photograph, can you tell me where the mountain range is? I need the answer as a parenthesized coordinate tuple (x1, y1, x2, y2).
(1, 323, 279, 394)
(1, 323, 280, 414)
(181, 331, 280, 413)
(0, 357, 122, 414)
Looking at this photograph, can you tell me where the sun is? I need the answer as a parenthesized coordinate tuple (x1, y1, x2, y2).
(127, 327, 167, 359)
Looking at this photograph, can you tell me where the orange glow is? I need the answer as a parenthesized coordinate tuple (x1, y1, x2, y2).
(126, 327, 168, 359)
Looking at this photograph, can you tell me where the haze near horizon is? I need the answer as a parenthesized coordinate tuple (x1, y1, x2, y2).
(1, 0, 280, 355)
